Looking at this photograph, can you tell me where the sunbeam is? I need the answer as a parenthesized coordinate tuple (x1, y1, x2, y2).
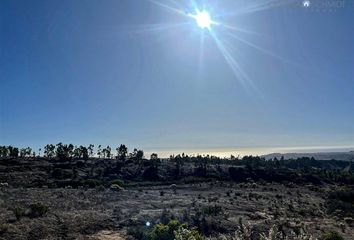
(148, 0, 188, 17)
(197, 30, 206, 81)
(145, 0, 293, 92)
(216, 0, 290, 18)
(129, 22, 191, 34)
(221, 23, 267, 37)
(209, 30, 249, 87)
(226, 31, 293, 64)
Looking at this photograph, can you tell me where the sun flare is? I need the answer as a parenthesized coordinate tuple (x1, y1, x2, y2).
(194, 10, 213, 29)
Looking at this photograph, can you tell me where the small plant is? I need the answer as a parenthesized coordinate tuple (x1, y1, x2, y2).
(260, 226, 281, 240)
(149, 220, 185, 240)
(320, 231, 344, 240)
(202, 205, 223, 216)
(174, 226, 203, 240)
(13, 203, 49, 220)
(13, 206, 26, 220)
(80, 179, 100, 188)
(0, 223, 8, 234)
(96, 185, 106, 192)
(110, 179, 124, 187)
(127, 226, 150, 240)
(160, 209, 174, 225)
(234, 219, 252, 240)
(148, 220, 202, 240)
(28, 203, 48, 218)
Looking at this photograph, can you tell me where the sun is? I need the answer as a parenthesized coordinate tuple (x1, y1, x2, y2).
(194, 10, 213, 29)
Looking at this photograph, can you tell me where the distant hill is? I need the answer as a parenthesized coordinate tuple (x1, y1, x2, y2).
(262, 151, 354, 161)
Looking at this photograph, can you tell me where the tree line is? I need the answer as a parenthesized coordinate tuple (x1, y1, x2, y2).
(0, 143, 144, 161)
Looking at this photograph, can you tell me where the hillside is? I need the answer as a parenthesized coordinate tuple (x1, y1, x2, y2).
(262, 151, 354, 161)
(0, 154, 353, 239)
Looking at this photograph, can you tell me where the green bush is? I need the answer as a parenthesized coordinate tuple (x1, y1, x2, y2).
(320, 231, 344, 240)
(13, 206, 26, 220)
(127, 220, 197, 240)
(174, 227, 203, 240)
(149, 220, 184, 240)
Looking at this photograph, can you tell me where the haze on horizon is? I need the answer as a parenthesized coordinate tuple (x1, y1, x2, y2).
(1, 0, 353, 157)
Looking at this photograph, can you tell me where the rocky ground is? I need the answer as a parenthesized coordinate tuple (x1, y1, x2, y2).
(0, 182, 353, 240)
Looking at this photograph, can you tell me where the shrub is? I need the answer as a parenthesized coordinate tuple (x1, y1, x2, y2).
(13, 206, 26, 220)
(110, 179, 124, 187)
(149, 222, 171, 240)
(110, 183, 124, 191)
(174, 226, 203, 240)
(190, 207, 228, 235)
(320, 231, 344, 240)
(149, 220, 190, 240)
(326, 190, 354, 217)
(0, 223, 8, 234)
(80, 179, 100, 188)
(160, 209, 174, 225)
(127, 226, 150, 240)
(127, 220, 201, 240)
(260, 226, 281, 240)
(205, 223, 316, 240)
(202, 205, 223, 216)
(344, 217, 353, 224)
(28, 203, 48, 218)
(96, 185, 106, 192)
(13, 203, 48, 220)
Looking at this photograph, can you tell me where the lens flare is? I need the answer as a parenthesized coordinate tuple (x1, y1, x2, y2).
(147, 0, 288, 91)
(195, 11, 212, 29)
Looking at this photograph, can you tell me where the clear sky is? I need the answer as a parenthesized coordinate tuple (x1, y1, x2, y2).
(1, 0, 353, 157)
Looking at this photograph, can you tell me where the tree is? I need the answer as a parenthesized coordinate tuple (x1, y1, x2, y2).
(44, 144, 55, 158)
(150, 153, 160, 171)
(72, 145, 89, 160)
(7, 146, 19, 158)
(130, 148, 144, 176)
(80, 146, 89, 160)
(172, 154, 184, 178)
(97, 145, 102, 158)
(142, 154, 160, 181)
(0, 146, 8, 157)
(20, 148, 25, 157)
(88, 144, 94, 157)
(73, 146, 81, 158)
(101, 145, 111, 158)
(195, 155, 208, 177)
(105, 146, 111, 158)
(150, 153, 159, 161)
(135, 149, 144, 162)
(116, 144, 128, 161)
(55, 143, 74, 160)
(68, 144, 74, 158)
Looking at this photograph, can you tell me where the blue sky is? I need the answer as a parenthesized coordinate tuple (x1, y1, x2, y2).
(1, 0, 353, 156)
